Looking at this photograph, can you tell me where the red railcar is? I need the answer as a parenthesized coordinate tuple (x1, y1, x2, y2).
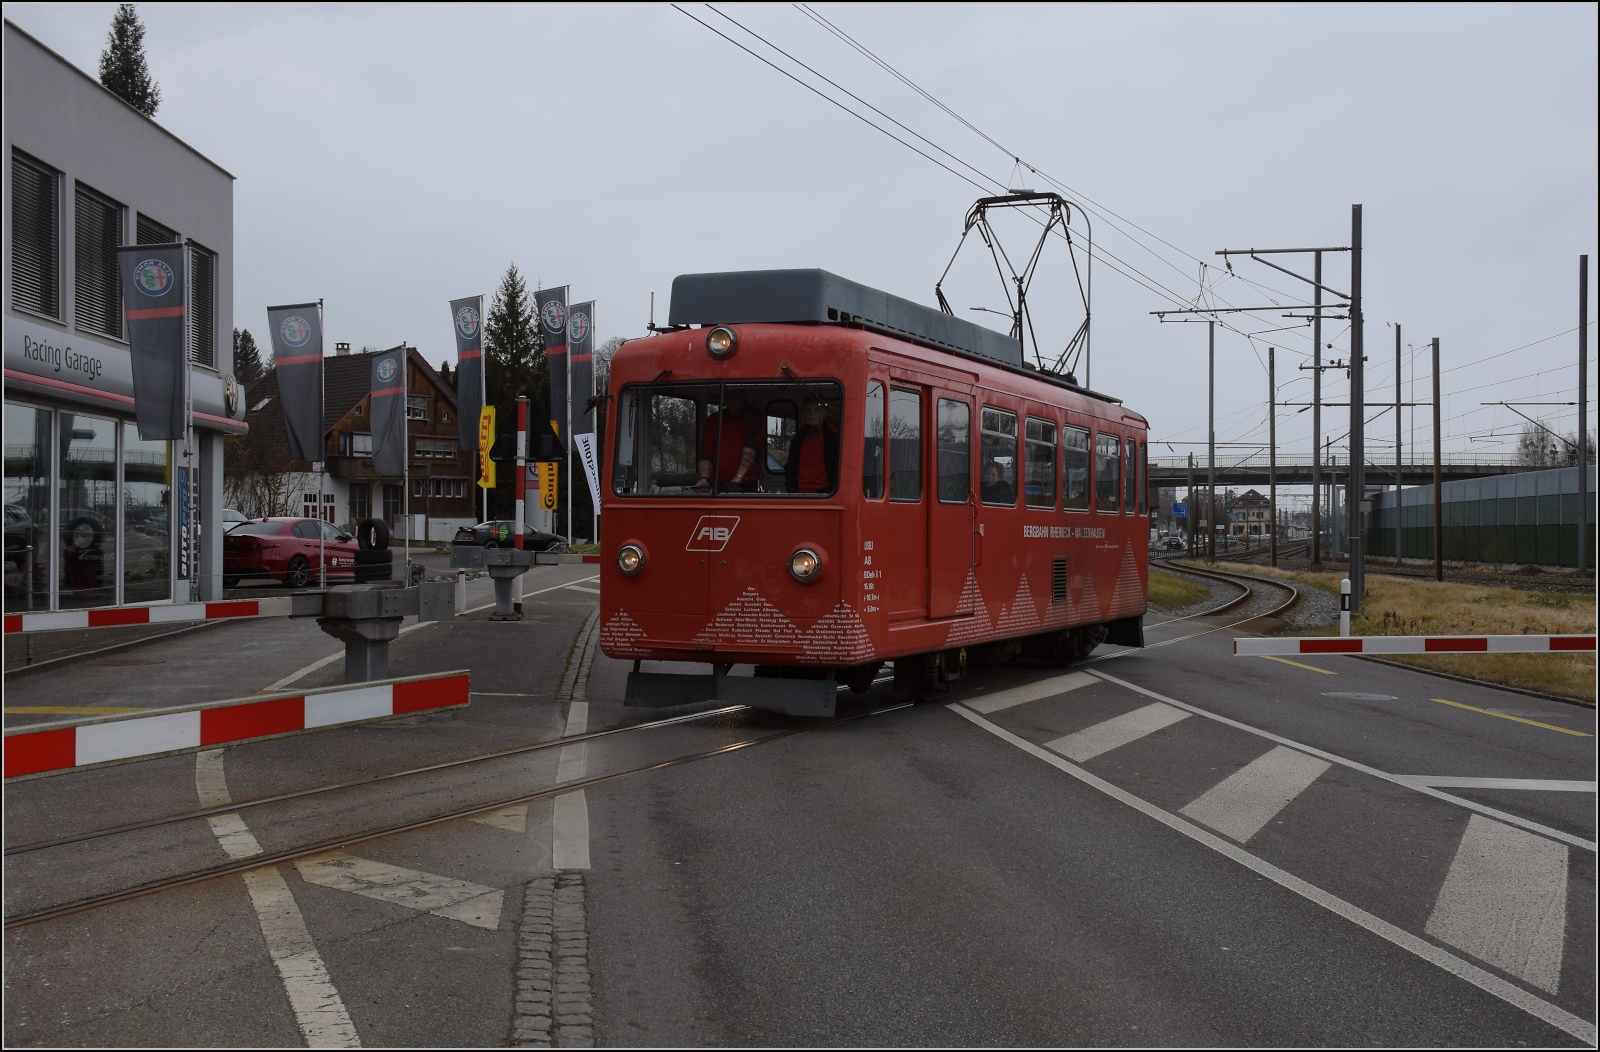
(599, 270, 1148, 716)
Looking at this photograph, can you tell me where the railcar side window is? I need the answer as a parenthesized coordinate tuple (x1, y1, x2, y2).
(1138, 442, 1148, 515)
(1062, 426, 1090, 511)
(1095, 433, 1120, 513)
(611, 380, 841, 496)
(863, 382, 885, 499)
(936, 398, 970, 503)
(1024, 417, 1056, 509)
(889, 388, 922, 502)
(1124, 437, 1137, 514)
(979, 407, 1018, 506)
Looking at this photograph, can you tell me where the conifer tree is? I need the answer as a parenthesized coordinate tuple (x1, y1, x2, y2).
(483, 263, 549, 516)
(99, 5, 162, 117)
(233, 328, 266, 388)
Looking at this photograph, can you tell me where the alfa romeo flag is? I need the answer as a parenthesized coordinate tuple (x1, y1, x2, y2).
(370, 345, 408, 478)
(535, 286, 569, 449)
(266, 302, 325, 463)
(568, 301, 595, 436)
(449, 295, 484, 451)
(117, 244, 188, 441)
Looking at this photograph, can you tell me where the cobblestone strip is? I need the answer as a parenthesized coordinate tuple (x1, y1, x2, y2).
(512, 877, 557, 1047)
(552, 872, 594, 1046)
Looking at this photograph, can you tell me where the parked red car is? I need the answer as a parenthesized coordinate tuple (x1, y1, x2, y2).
(223, 517, 357, 588)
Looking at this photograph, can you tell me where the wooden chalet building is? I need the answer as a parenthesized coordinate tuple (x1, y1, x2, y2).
(229, 344, 476, 540)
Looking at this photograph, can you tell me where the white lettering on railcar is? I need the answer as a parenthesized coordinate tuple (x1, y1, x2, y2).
(1022, 525, 1104, 539)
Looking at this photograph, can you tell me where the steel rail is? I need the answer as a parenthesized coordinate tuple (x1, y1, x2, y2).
(3, 698, 916, 930)
(3, 704, 749, 858)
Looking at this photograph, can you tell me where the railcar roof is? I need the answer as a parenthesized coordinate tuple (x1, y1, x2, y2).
(667, 268, 1121, 405)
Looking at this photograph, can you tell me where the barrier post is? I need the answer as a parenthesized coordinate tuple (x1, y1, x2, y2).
(1340, 578, 1352, 637)
(456, 568, 467, 614)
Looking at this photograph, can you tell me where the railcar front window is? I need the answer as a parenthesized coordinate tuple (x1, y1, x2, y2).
(1096, 433, 1120, 513)
(611, 380, 843, 497)
(1025, 417, 1056, 509)
(1062, 426, 1090, 511)
(936, 398, 970, 503)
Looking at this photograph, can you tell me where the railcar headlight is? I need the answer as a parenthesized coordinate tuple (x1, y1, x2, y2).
(789, 548, 821, 582)
(706, 326, 737, 359)
(617, 544, 645, 576)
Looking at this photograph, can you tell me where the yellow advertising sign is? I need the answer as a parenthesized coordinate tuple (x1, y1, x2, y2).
(538, 461, 559, 510)
(477, 406, 496, 488)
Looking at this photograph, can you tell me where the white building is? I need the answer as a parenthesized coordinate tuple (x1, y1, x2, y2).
(4, 19, 245, 611)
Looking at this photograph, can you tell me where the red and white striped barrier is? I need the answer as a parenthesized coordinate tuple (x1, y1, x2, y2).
(4, 597, 297, 635)
(3, 670, 469, 781)
(1235, 635, 1596, 656)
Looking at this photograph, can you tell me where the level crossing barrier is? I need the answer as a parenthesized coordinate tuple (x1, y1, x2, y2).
(4, 596, 314, 635)
(1235, 635, 1595, 656)
(3, 670, 470, 781)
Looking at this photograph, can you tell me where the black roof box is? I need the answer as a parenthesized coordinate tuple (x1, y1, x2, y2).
(668, 269, 1023, 369)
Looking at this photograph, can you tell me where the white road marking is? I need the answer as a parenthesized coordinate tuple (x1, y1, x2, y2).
(1180, 746, 1331, 843)
(295, 851, 504, 930)
(1087, 669, 1596, 853)
(470, 804, 529, 833)
(565, 584, 602, 594)
(195, 749, 262, 859)
(950, 703, 1596, 1045)
(1396, 776, 1597, 793)
(1426, 815, 1570, 994)
(552, 793, 591, 871)
(264, 573, 601, 692)
(243, 867, 362, 1048)
(196, 751, 355, 1043)
(965, 670, 1096, 713)
(1045, 702, 1189, 762)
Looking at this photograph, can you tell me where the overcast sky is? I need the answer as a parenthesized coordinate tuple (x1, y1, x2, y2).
(10, 2, 1597, 474)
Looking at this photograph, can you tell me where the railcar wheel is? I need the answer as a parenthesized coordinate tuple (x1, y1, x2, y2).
(841, 662, 883, 694)
(893, 654, 939, 702)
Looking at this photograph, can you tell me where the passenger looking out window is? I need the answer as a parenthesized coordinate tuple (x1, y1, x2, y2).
(980, 407, 1018, 506)
(695, 388, 760, 492)
(785, 397, 840, 494)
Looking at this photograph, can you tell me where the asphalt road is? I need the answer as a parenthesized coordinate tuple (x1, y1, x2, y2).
(4, 582, 1594, 1047)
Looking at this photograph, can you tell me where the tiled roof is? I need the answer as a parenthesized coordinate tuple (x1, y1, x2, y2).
(241, 347, 460, 473)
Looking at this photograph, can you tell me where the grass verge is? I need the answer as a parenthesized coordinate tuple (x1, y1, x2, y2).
(1182, 559, 1596, 704)
(1149, 568, 1210, 611)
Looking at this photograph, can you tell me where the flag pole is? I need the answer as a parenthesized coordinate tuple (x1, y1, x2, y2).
(183, 238, 196, 602)
(317, 299, 326, 589)
(403, 343, 411, 585)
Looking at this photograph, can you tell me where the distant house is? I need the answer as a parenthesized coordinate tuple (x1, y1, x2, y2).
(229, 345, 474, 540)
(1230, 488, 1272, 537)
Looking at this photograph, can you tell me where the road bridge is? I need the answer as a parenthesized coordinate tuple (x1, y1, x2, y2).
(1151, 453, 1524, 488)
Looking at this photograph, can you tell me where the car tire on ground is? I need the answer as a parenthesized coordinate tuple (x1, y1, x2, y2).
(283, 555, 310, 589)
(356, 518, 390, 551)
(353, 549, 393, 566)
(223, 575, 240, 589)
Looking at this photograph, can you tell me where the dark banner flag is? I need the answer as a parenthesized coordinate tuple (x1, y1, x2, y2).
(568, 301, 595, 436)
(117, 244, 188, 441)
(266, 302, 325, 463)
(370, 345, 408, 478)
(535, 286, 569, 447)
(450, 295, 484, 451)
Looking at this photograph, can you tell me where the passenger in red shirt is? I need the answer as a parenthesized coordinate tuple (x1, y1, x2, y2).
(695, 388, 760, 492)
(785, 398, 839, 494)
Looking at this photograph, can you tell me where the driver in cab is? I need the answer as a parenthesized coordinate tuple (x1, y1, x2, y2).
(694, 388, 760, 492)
